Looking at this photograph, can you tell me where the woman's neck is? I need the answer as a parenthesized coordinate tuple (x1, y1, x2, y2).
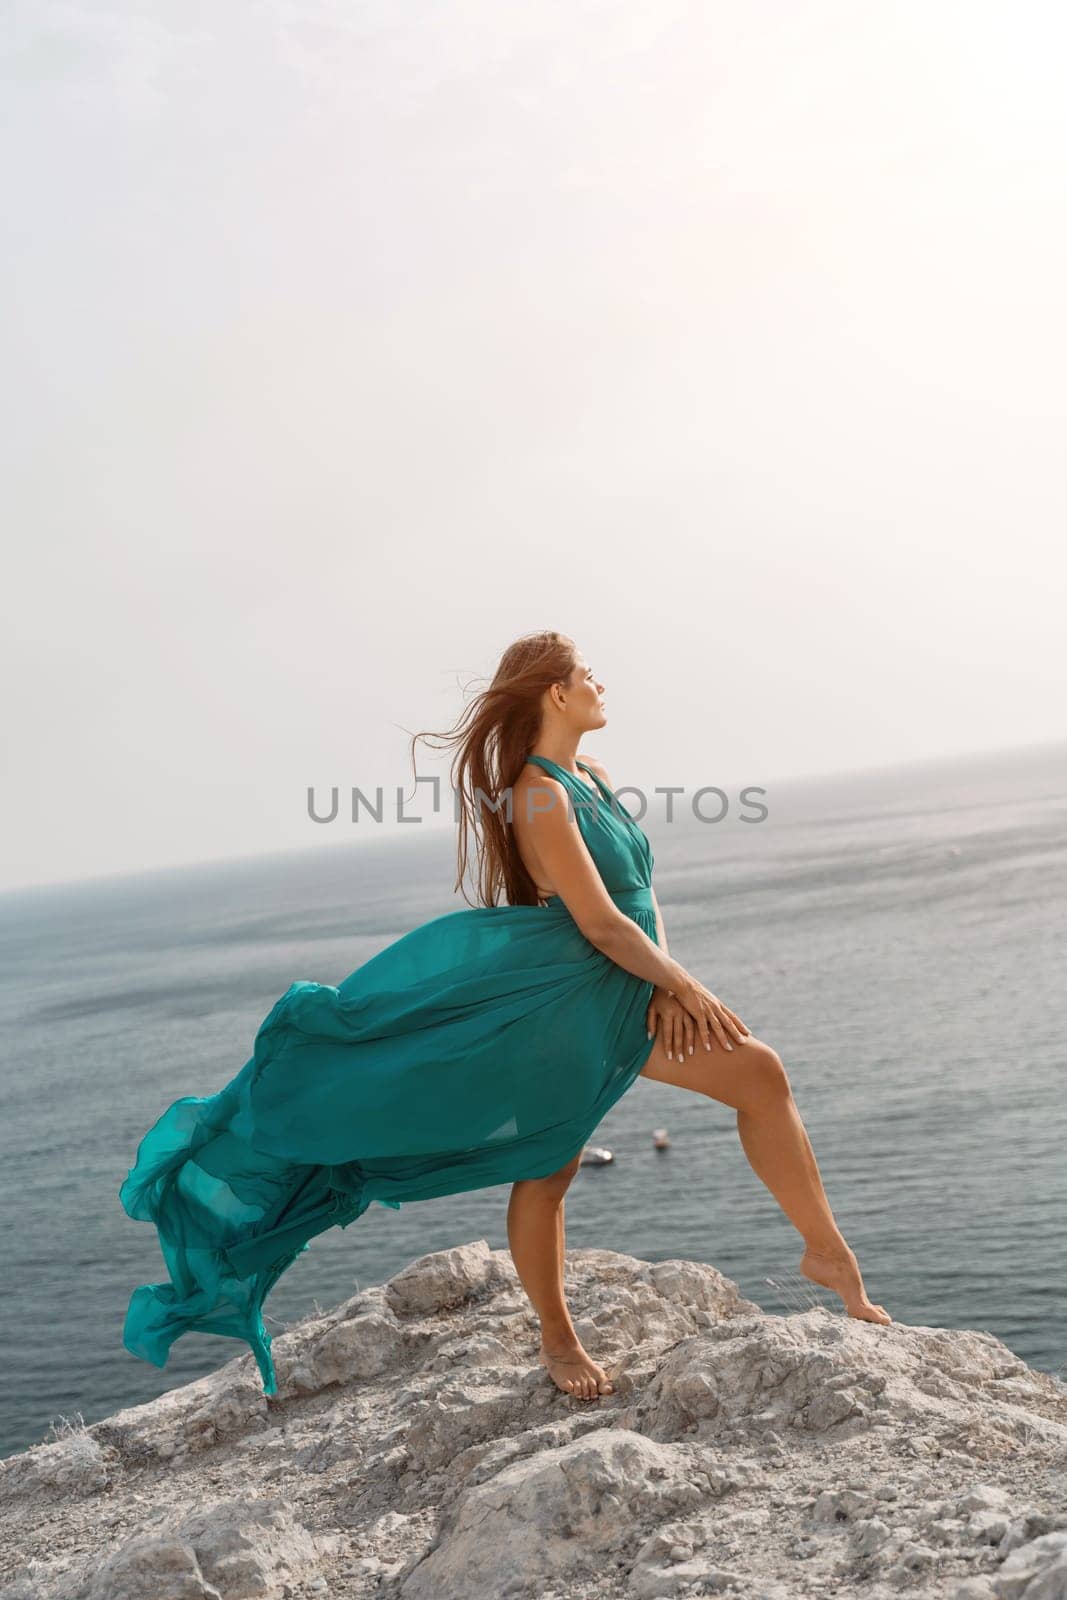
(528, 742, 583, 774)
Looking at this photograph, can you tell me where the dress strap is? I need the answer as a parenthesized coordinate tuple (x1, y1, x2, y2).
(526, 754, 602, 798)
(575, 759, 613, 802)
(526, 753, 591, 778)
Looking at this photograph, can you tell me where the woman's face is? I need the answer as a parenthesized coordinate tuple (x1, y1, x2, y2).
(568, 655, 607, 729)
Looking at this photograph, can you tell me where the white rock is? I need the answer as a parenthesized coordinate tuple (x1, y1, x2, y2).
(87, 1497, 321, 1600)
(966, 1509, 1012, 1545)
(384, 1239, 496, 1317)
(960, 1484, 1014, 1514)
(88, 1536, 220, 1600)
(0, 1433, 114, 1500)
(400, 1429, 701, 1598)
(994, 1531, 1067, 1598)
(850, 1516, 893, 1554)
(309, 1310, 404, 1386)
(3, 1244, 1065, 1600)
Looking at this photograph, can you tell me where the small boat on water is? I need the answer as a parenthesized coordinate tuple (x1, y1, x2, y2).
(579, 1145, 614, 1166)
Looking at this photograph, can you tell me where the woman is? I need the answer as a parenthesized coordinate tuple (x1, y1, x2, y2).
(120, 630, 889, 1406)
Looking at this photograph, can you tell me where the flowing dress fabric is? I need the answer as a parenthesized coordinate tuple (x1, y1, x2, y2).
(119, 757, 659, 1394)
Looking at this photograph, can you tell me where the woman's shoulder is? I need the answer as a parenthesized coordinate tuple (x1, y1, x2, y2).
(514, 756, 565, 787)
(511, 758, 566, 813)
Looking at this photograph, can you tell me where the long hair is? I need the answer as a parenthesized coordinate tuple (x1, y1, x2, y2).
(406, 630, 580, 909)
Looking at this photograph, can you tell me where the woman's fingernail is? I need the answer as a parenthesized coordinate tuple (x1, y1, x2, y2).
(647, 1031, 652, 1039)
(726, 1041, 734, 1051)
(688, 1045, 693, 1055)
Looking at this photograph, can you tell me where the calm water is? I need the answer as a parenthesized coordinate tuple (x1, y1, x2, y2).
(1, 740, 1065, 1460)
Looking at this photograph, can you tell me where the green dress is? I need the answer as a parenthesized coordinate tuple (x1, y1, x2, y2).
(120, 755, 660, 1395)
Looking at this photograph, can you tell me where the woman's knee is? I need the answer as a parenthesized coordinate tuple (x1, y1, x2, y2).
(738, 1038, 792, 1106)
(519, 1149, 582, 1201)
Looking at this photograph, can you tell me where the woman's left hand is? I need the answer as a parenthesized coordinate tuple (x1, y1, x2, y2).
(646, 984, 695, 1061)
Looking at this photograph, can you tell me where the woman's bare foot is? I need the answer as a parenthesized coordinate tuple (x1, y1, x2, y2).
(538, 1338, 615, 1400)
(799, 1242, 892, 1324)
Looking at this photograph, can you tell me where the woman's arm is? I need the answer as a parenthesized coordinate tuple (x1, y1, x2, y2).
(531, 758, 747, 1050)
(523, 769, 690, 992)
(586, 756, 669, 961)
(651, 886, 669, 957)
(562, 827, 745, 1052)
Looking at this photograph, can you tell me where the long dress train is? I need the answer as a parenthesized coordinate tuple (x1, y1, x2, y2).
(119, 755, 660, 1394)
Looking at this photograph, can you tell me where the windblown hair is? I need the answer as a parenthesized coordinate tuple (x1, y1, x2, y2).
(406, 630, 579, 909)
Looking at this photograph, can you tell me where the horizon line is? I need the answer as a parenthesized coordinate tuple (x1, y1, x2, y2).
(2, 731, 1064, 904)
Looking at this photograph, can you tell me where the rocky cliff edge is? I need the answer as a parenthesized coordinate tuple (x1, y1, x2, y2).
(2, 1242, 1066, 1600)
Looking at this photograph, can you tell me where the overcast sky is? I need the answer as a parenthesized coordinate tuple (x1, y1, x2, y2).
(1, 0, 1064, 893)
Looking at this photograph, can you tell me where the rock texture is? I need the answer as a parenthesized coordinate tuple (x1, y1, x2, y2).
(2, 1241, 1066, 1600)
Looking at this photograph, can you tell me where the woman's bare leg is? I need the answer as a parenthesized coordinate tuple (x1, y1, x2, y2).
(640, 1034, 891, 1324)
(507, 1153, 615, 1399)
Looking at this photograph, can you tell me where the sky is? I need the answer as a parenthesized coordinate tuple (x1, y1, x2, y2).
(1, 0, 1065, 893)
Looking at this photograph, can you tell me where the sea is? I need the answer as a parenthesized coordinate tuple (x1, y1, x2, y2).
(1, 739, 1064, 1461)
